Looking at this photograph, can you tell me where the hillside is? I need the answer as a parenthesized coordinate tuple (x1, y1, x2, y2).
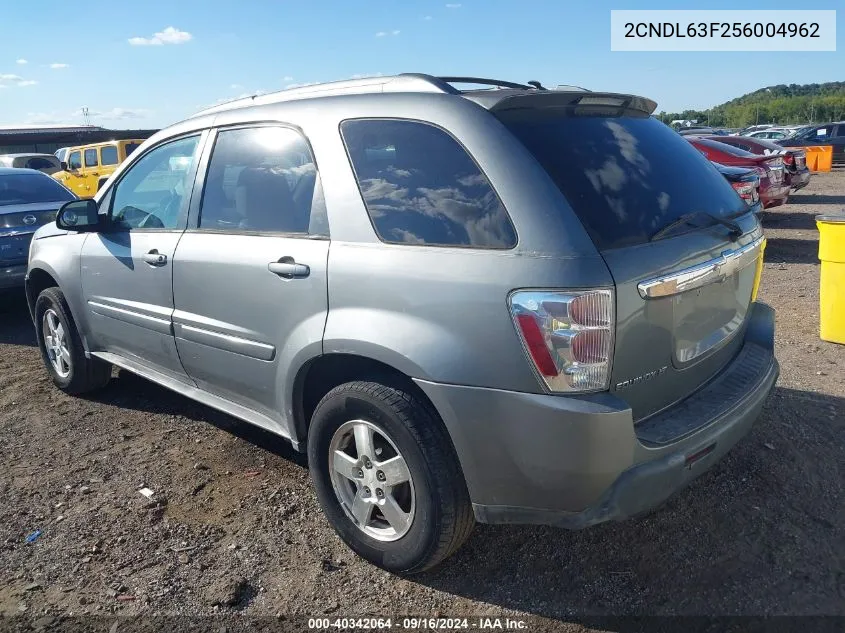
(657, 81, 845, 128)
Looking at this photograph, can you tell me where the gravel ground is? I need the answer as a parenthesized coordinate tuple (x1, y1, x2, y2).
(0, 170, 843, 631)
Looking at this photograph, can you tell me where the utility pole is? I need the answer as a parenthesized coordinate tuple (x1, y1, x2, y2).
(81, 107, 91, 126)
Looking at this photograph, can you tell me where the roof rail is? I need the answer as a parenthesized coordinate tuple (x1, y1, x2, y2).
(191, 74, 458, 118)
(428, 76, 546, 91)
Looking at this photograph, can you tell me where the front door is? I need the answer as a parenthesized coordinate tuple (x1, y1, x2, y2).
(58, 150, 89, 198)
(80, 133, 206, 381)
(172, 125, 330, 427)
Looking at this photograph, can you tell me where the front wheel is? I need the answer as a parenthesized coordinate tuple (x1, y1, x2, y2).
(34, 287, 111, 394)
(308, 381, 474, 574)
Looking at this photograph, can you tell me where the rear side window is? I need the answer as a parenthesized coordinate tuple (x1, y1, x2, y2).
(125, 142, 141, 157)
(101, 146, 118, 166)
(340, 119, 516, 249)
(199, 126, 324, 235)
(498, 112, 746, 250)
(68, 151, 82, 170)
(84, 148, 98, 167)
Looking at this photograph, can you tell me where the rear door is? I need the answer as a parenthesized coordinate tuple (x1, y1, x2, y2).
(498, 109, 764, 421)
(171, 124, 329, 427)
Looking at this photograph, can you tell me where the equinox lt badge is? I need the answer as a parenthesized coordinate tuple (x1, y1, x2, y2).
(616, 366, 668, 390)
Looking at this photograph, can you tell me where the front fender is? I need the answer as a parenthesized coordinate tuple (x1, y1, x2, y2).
(26, 232, 91, 352)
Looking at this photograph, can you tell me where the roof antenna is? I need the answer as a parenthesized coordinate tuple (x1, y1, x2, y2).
(527, 80, 547, 91)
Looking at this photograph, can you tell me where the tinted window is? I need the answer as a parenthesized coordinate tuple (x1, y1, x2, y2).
(498, 112, 746, 250)
(0, 173, 75, 206)
(84, 148, 98, 167)
(100, 146, 119, 166)
(110, 136, 200, 230)
(25, 157, 57, 170)
(199, 127, 322, 235)
(125, 143, 141, 157)
(68, 151, 82, 170)
(340, 119, 516, 248)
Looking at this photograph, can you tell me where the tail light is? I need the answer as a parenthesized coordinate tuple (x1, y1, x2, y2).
(731, 180, 759, 205)
(509, 289, 614, 393)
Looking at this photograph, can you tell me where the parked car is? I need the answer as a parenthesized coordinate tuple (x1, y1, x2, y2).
(0, 153, 63, 175)
(678, 126, 714, 136)
(712, 162, 761, 212)
(26, 74, 778, 573)
(54, 147, 70, 164)
(1, 168, 76, 289)
(777, 122, 845, 166)
(52, 139, 145, 198)
(702, 135, 811, 191)
(686, 137, 790, 208)
(747, 129, 788, 140)
(740, 124, 774, 136)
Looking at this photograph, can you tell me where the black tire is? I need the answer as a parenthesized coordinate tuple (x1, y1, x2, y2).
(34, 287, 111, 394)
(308, 381, 474, 574)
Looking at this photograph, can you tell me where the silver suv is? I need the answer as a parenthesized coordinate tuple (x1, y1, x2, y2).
(26, 74, 779, 573)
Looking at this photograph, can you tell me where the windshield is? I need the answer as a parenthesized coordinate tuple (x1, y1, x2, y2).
(0, 173, 75, 206)
(498, 111, 746, 249)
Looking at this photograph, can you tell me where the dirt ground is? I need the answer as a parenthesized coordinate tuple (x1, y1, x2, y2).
(0, 171, 843, 631)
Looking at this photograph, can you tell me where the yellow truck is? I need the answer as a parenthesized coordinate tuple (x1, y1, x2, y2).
(52, 139, 145, 198)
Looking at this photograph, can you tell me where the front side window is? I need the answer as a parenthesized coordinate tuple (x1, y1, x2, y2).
(100, 146, 119, 166)
(199, 126, 321, 235)
(340, 119, 516, 248)
(68, 151, 82, 170)
(109, 135, 200, 230)
(84, 148, 98, 167)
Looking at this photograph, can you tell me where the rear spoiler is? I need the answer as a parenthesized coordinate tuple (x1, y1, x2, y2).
(488, 91, 658, 115)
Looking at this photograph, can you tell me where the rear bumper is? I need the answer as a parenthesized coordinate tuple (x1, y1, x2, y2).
(787, 168, 811, 190)
(761, 183, 790, 208)
(0, 263, 27, 290)
(415, 302, 778, 528)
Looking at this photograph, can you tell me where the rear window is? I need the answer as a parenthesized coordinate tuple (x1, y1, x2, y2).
(0, 173, 75, 206)
(340, 119, 517, 249)
(498, 112, 746, 250)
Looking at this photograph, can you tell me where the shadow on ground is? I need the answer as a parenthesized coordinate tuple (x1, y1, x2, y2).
(787, 194, 845, 207)
(0, 290, 35, 347)
(764, 238, 820, 265)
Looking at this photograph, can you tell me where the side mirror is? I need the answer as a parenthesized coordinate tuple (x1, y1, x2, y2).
(60, 161, 68, 171)
(56, 199, 100, 232)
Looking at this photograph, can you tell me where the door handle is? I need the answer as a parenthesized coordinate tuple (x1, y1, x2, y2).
(268, 259, 310, 278)
(142, 249, 168, 266)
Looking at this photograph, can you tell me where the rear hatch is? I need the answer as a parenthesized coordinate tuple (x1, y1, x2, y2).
(496, 102, 764, 420)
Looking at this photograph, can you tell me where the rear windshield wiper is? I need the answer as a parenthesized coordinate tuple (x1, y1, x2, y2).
(651, 211, 743, 242)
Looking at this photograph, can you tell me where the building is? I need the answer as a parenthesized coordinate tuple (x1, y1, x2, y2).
(0, 125, 158, 155)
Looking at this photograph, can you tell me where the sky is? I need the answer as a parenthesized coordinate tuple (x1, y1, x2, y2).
(0, 0, 842, 129)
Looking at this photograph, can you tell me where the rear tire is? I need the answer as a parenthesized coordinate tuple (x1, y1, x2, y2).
(35, 287, 111, 394)
(308, 381, 474, 573)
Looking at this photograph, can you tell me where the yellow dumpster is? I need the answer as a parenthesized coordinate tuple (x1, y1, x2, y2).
(804, 146, 833, 172)
(816, 214, 845, 344)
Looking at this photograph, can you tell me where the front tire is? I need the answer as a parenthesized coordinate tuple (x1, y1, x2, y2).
(35, 287, 111, 394)
(308, 381, 474, 574)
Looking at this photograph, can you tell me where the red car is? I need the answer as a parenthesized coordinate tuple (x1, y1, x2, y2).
(700, 135, 811, 191)
(686, 137, 791, 208)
